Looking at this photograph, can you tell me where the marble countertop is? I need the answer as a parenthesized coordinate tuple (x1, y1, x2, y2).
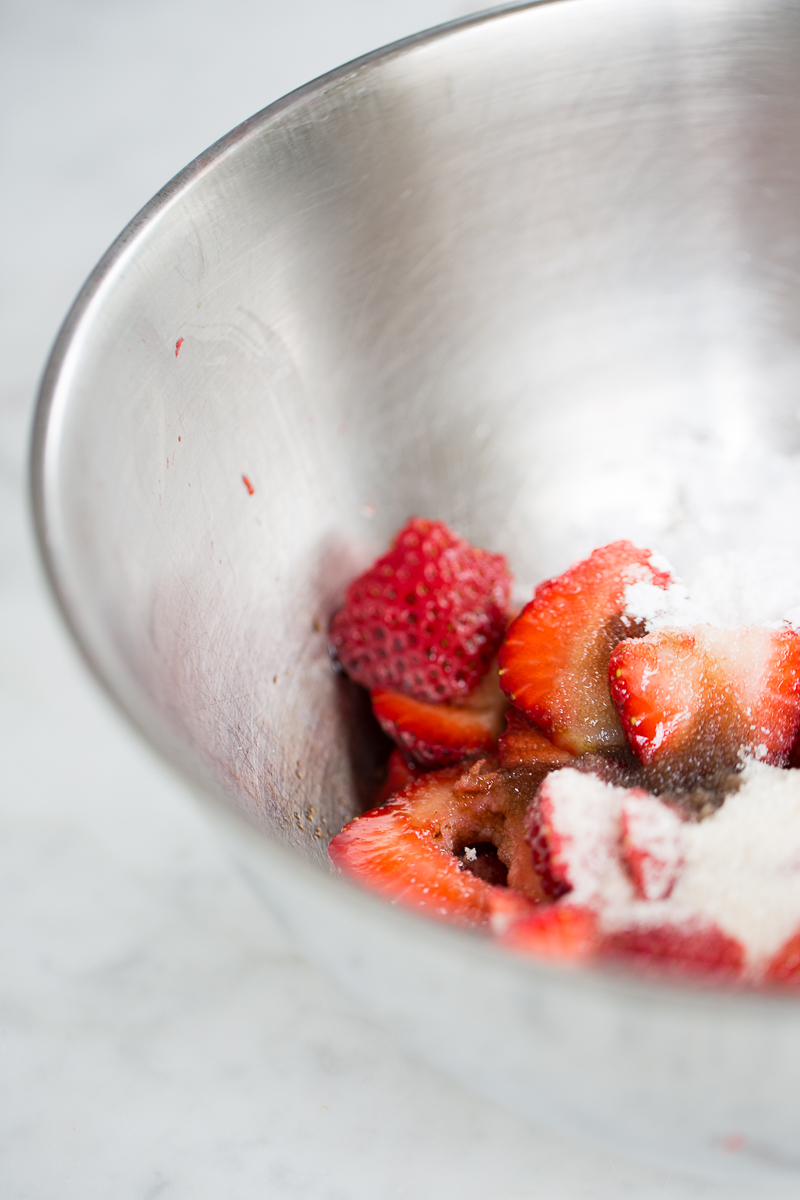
(0, 2, 775, 1195)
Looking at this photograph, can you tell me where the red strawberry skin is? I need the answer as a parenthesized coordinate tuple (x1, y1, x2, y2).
(370, 668, 507, 766)
(766, 927, 800, 985)
(498, 541, 672, 754)
(329, 747, 559, 923)
(609, 625, 800, 769)
(497, 708, 575, 770)
(330, 517, 511, 702)
(494, 903, 599, 961)
(525, 791, 572, 901)
(373, 747, 424, 807)
(329, 768, 492, 925)
(601, 921, 744, 981)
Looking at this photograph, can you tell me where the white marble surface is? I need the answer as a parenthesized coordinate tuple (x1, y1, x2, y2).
(0, 2, 779, 1195)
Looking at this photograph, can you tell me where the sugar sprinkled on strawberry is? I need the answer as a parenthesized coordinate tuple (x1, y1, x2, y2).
(535, 768, 634, 905)
(498, 541, 677, 754)
(329, 520, 800, 983)
(620, 792, 685, 901)
(609, 625, 800, 771)
(330, 518, 511, 702)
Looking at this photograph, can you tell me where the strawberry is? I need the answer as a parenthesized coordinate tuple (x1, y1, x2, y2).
(485, 887, 540, 935)
(498, 541, 675, 753)
(328, 763, 545, 925)
(609, 625, 800, 773)
(535, 767, 638, 901)
(765, 927, 800, 985)
(329, 767, 497, 926)
(373, 747, 425, 806)
(493, 902, 599, 961)
(370, 666, 507, 766)
(497, 708, 575, 769)
(525, 789, 572, 901)
(601, 920, 744, 981)
(619, 791, 685, 901)
(330, 517, 511, 702)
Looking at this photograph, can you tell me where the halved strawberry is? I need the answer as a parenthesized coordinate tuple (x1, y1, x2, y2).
(373, 747, 425, 806)
(329, 762, 546, 925)
(498, 541, 675, 754)
(370, 667, 507, 766)
(493, 902, 599, 961)
(485, 887, 540, 935)
(330, 517, 512, 702)
(601, 920, 744, 981)
(535, 767, 640, 902)
(620, 791, 685, 901)
(525, 789, 572, 901)
(497, 707, 575, 769)
(329, 767, 497, 926)
(609, 625, 800, 773)
(765, 927, 800, 985)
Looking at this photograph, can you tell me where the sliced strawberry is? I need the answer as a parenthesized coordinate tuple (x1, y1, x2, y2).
(493, 902, 599, 961)
(536, 767, 639, 901)
(609, 625, 800, 774)
(498, 541, 674, 754)
(328, 762, 545, 925)
(601, 920, 744, 981)
(497, 708, 575, 769)
(329, 767, 496, 926)
(485, 887, 540, 935)
(620, 791, 685, 901)
(525, 789, 572, 901)
(373, 748, 425, 806)
(765, 927, 800, 985)
(330, 517, 512, 702)
(370, 667, 507, 766)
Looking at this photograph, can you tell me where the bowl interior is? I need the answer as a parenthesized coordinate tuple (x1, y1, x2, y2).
(35, 0, 800, 862)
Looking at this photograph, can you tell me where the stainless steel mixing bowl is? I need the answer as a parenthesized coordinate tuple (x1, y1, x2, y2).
(32, 0, 800, 1184)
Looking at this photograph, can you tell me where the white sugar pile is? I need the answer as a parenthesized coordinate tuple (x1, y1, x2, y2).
(543, 765, 800, 973)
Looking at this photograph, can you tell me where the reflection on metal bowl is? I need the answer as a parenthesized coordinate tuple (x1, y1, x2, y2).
(32, 0, 800, 1183)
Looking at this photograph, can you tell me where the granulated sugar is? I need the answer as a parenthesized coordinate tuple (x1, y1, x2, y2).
(542, 764, 800, 974)
(522, 385, 800, 628)
(623, 547, 800, 632)
(671, 761, 800, 964)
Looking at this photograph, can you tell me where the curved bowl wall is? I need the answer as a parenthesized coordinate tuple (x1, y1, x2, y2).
(32, 0, 800, 1183)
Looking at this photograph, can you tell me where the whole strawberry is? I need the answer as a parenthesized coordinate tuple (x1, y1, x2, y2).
(330, 517, 511, 702)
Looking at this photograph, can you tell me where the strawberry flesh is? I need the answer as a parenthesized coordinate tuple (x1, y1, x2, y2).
(766, 927, 800, 985)
(498, 541, 674, 754)
(328, 759, 550, 926)
(525, 790, 572, 901)
(497, 707, 575, 770)
(370, 667, 507, 766)
(330, 517, 511, 702)
(601, 921, 744, 981)
(373, 747, 425, 807)
(493, 903, 599, 961)
(620, 791, 685, 901)
(328, 767, 500, 926)
(609, 625, 800, 778)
